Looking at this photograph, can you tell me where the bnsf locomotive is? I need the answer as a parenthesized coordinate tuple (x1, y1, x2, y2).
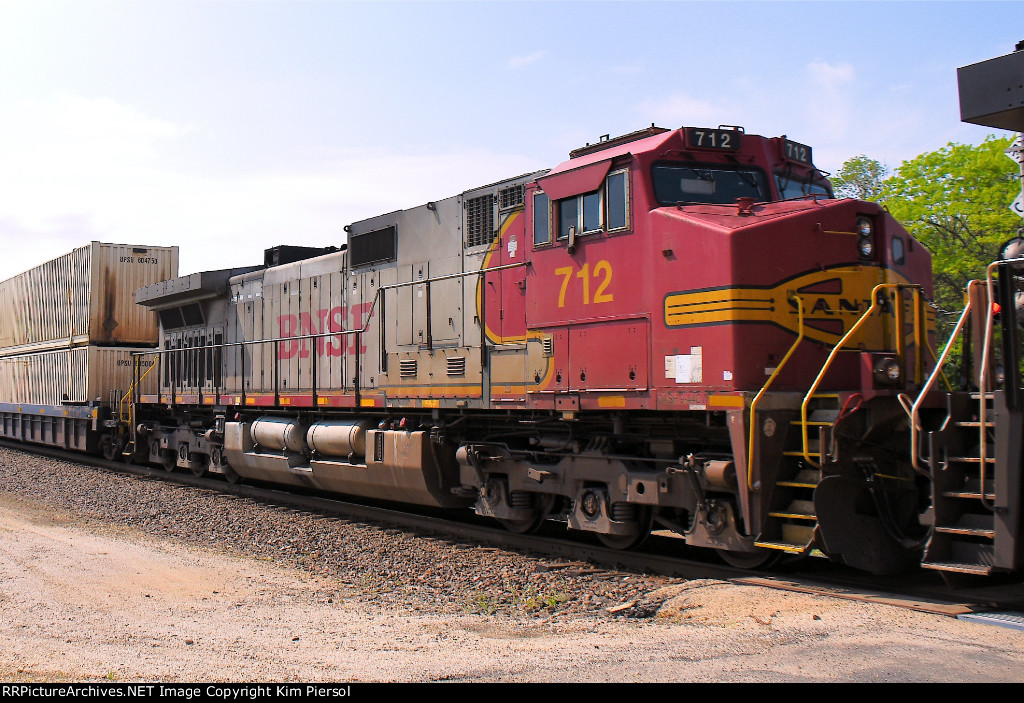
(4, 124, 1022, 577)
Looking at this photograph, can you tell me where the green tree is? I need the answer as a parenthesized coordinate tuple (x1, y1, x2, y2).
(880, 136, 1020, 328)
(832, 155, 888, 200)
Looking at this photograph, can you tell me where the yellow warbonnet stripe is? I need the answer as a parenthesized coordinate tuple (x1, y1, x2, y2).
(478, 210, 548, 347)
(709, 395, 745, 408)
(474, 207, 556, 392)
(664, 266, 924, 347)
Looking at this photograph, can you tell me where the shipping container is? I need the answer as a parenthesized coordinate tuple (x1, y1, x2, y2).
(0, 345, 159, 407)
(0, 242, 178, 354)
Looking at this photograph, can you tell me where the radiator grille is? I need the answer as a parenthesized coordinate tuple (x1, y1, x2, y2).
(447, 356, 466, 376)
(465, 195, 494, 248)
(498, 184, 524, 210)
(399, 358, 418, 378)
(350, 225, 396, 268)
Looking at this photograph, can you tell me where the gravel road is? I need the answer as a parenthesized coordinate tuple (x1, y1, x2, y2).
(2, 446, 1024, 682)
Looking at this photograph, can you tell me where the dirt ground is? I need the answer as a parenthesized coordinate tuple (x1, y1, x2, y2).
(3, 493, 1024, 683)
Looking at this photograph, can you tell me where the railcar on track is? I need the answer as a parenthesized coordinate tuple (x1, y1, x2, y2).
(3, 124, 1022, 577)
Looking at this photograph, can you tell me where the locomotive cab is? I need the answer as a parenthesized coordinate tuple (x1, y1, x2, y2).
(482, 124, 936, 569)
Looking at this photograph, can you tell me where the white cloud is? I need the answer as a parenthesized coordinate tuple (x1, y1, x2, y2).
(801, 61, 858, 141)
(806, 60, 856, 87)
(507, 50, 547, 69)
(0, 96, 541, 280)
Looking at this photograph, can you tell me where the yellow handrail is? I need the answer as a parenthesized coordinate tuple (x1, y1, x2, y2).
(907, 256, 1024, 501)
(909, 282, 982, 476)
(801, 283, 923, 468)
(746, 295, 804, 492)
(978, 260, 1007, 511)
(119, 356, 159, 424)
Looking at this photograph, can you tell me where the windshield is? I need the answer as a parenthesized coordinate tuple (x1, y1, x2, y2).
(774, 171, 833, 200)
(652, 163, 770, 206)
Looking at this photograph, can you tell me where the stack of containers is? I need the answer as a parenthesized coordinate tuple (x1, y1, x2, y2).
(0, 242, 179, 406)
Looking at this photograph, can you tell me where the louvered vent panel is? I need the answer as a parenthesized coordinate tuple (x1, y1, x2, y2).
(447, 356, 466, 376)
(498, 184, 524, 210)
(542, 337, 554, 357)
(399, 359, 418, 378)
(465, 195, 494, 248)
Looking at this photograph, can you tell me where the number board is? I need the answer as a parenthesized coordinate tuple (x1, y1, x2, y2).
(782, 140, 813, 165)
(685, 128, 742, 151)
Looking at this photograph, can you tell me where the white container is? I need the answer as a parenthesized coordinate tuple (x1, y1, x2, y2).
(0, 242, 178, 355)
(0, 346, 159, 407)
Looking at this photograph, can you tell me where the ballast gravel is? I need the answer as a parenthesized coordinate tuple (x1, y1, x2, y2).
(2, 446, 1024, 682)
(0, 448, 668, 618)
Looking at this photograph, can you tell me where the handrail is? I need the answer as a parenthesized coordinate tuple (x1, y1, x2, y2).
(119, 357, 159, 424)
(977, 256, 1024, 507)
(908, 256, 1024, 508)
(801, 283, 923, 469)
(909, 282, 983, 476)
(128, 259, 530, 405)
(978, 259, 1008, 511)
(131, 260, 529, 359)
(746, 295, 804, 492)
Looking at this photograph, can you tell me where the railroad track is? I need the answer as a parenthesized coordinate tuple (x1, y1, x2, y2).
(5, 438, 1024, 620)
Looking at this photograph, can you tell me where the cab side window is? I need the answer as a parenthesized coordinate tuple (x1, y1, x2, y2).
(555, 169, 630, 240)
(606, 170, 628, 230)
(533, 191, 550, 245)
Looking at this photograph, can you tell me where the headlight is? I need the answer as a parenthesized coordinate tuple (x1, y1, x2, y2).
(873, 357, 902, 385)
(857, 217, 874, 259)
(858, 236, 874, 258)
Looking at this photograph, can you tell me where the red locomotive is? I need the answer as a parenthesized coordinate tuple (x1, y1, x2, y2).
(4, 124, 1021, 576)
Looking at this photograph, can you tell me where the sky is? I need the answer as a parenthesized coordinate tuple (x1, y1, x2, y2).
(0, 0, 1018, 280)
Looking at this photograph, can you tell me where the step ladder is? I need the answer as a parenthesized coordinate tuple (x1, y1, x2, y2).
(754, 395, 839, 554)
(920, 391, 1002, 575)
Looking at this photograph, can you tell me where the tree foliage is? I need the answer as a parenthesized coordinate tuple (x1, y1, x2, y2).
(877, 136, 1020, 323)
(832, 155, 888, 200)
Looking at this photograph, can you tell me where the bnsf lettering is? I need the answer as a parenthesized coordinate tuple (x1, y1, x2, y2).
(277, 303, 374, 359)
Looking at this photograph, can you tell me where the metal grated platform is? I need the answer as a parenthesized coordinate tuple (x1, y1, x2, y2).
(957, 612, 1024, 631)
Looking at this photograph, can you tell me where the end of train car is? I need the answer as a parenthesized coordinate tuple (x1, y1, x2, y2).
(0, 242, 178, 455)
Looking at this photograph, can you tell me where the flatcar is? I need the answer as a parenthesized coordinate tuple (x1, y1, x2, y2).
(3, 124, 1022, 577)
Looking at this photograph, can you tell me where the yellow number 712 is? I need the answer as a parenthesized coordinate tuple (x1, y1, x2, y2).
(555, 260, 614, 307)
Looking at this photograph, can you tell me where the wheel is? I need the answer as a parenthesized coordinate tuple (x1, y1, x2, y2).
(100, 435, 119, 462)
(221, 462, 241, 485)
(597, 506, 655, 550)
(716, 548, 779, 569)
(498, 516, 547, 534)
(151, 439, 175, 472)
(190, 459, 206, 478)
(497, 494, 554, 535)
(204, 446, 226, 479)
